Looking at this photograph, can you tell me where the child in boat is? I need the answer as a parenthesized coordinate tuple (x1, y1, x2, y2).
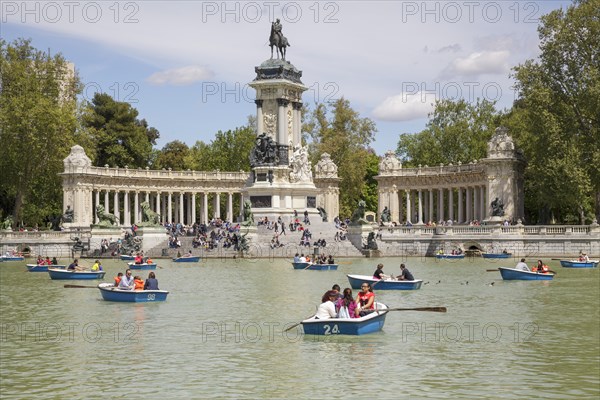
(133, 275, 144, 290)
(114, 272, 123, 286)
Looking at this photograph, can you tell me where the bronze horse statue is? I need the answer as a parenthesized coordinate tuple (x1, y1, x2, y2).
(269, 20, 290, 60)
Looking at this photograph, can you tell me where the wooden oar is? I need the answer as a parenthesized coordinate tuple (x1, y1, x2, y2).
(64, 284, 97, 289)
(284, 312, 317, 332)
(486, 269, 500, 272)
(384, 307, 447, 312)
(303, 263, 315, 270)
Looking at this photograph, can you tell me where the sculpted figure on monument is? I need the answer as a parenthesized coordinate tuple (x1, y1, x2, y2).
(250, 133, 279, 166)
(96, 204, 119, 226)
(350, 200, 367, 225)
(140, 201, 161, 226)
(381, 206, 391, 223)
(62, 205, 74, 223)
(242, 200, 254, 226)
(290, 146, 313, 183)
(269, 19, 290, 60)
(491, 197, 505, 217)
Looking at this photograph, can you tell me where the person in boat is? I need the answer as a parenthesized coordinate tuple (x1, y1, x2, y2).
(335, 288, 357, 318)
(299, 253, 307, 263)
(314, 290, 338, 320)
(91, 260, 102, 271)
(396, 264, 415, 281)
(114, 272, 123, 286)
(327, 255, 335, 264)
(119, 269, 135, 290)
(134, 253, 143, 264)
(293, 253, 300, 263)
(146, 257, 153, 264)
(36, 255, 44, 265)
(355, 283, 375, 317)
(144, 271, 159, 290)
(532, 260, 549, 273)
(515, 258, 529, 271)
(331, 284, 343, 300)
(51, 257, 58, 265)
(373, 263, 385, 280)
(133, 275, 144, 290)
(579, 253, 590, 262)
(186, 250, 193, 257)
(67, 259, 79, 271)
(45, 257, 51, 265)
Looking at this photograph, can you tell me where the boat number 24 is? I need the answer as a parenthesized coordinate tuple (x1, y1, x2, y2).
(323, 324, 340, 335)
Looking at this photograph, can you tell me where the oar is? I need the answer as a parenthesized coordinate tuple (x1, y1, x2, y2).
(486, 269, 500, 272)
(64, 284, 97, 289)
(284, 311, 317, 332)
(384, 307, 447, 312)
(303, 263, 315, 270)
(548, 270, 558, 275)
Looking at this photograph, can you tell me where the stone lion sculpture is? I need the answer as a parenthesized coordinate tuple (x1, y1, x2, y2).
(350, 200, 367, 224)
(140, 201, 161, 226)
(96, 204, 119, 226)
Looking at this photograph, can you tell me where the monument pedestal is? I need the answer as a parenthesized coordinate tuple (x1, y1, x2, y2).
(89, 226, 123, 254)
(347, 224, 374, 253)
(138, 226, 167, 253)
(483, 216, 504, 226)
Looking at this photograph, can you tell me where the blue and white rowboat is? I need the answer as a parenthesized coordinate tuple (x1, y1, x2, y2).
(435, 254, 465, 259)
(498, 267, 554, 281)
(97, 283, 169, 302)
(291, 262, 338, 271)
(48, 268, 106, 280)
(1, 255, 25, 261)
(27, 264, 66, 272)
(301, 302, 388, 335)
(120, 255, 135, 261)
(128, 262, 157, 270)
(559, 260, 598, 268)
(173, 256, 200, 263)
(347, 274, 422, 290)
(482, 253, 512, 259)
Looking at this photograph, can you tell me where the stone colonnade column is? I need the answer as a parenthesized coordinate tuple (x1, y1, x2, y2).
(277, 98, 289, 165)
(255, 100, 264, 134)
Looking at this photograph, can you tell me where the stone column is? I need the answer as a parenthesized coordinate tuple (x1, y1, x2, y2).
(156, 192, 162, 223)
(449, 188, 454, 222)
(124, 192, 130, 226)
(391, 186, 400, 223)
(438, 188, 444, 222)
(429, 190, 434, 223)
(134, 191, 139, 224)
(466, 187, 472, 222)
(113, 191, 120, 225)
(104, 191, 110, 213)
(457, 188, 463, 223)
(480, 185, 486, 221)
(202, 193, 209, 223)
(191, 193, 197, 224)
(227, 192, 233, 222)
(406, 190, 412, 223)
(95, 190, 100, 224)
(179, 193, 184, 224)
(167, 193, 172, 224)
(215, 193, 222, 219)
(239, 194, 244, 222)
(255, 99, 264, 134)
(292, 102, 302, 148)
(417, 189, 424, 224)
(277, 98, 289, 165)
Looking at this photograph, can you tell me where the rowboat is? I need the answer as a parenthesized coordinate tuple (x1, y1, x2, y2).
(26, 264, 66, 272)
(559, 259, 599, 268)
(435, 254, 465, 259)
(291, 262, 338, 271)
(48, 268, 106, 280)
(347, 274, 422, 290)
(173, 256, 200, 263)
(482, 252, 512, 259)
(1, 255, 25, 262)
(127, 262, 157, 270)
(97, 283, 169, 302)
(301, 302, 388, 335)
(498, 267, 554, 281)
(120, 255, 135, 261)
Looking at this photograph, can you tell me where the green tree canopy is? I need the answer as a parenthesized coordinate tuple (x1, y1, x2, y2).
(152, 140, 190, 170)
(304, 98, 377, 217)
(0, 38, 81, 226)
(81, 93, 158, 168)
(507, 0, 600, 223)
(396, 99, 501, 167)
(187, 126, 255, 171)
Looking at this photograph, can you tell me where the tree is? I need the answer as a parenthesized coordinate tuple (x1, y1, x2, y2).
(0, 38, 81, 226)
(187, 126, 255, 172)
(396, 99, 500, 167)
(304, 98, 377, 217)
(152, 140, 190, 170)
(508, 0, 600, 223)
(81, 93, 158, 168)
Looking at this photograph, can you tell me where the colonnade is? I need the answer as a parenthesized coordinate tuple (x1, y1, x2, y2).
(381, 185, 488, 225)
(91, 190, 244, 226)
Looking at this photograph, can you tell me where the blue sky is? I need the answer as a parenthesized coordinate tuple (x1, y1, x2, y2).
(1, 1, 571, 155)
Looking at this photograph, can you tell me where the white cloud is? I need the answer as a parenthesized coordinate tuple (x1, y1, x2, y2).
(147, 66, 215, 86)
(372, 92, 436, 122)
(440, 50, 510, 78)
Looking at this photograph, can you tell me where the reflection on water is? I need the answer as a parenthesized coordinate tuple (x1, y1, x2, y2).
(1, 257, 598, 398)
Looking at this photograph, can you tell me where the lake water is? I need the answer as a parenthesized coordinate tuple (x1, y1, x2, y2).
(1, 257, 598, 399)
